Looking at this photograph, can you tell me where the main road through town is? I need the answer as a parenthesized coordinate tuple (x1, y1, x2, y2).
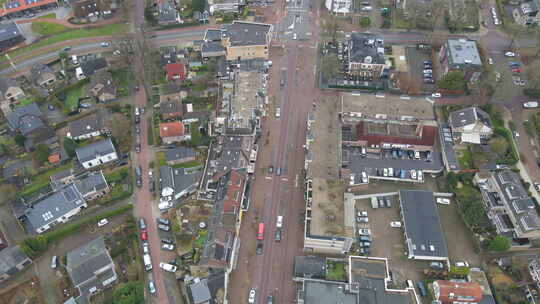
(227, 0, 323, 302)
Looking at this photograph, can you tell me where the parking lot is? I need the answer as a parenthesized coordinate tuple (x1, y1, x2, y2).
(405, 47, 436, 92)
(344, 147, 444, 183)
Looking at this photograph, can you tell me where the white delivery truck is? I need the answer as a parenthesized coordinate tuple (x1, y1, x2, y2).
(143, 253, 152, 271)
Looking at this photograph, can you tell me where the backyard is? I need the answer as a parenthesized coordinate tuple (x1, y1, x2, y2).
(20, 163, 72, 197)
(326, 259, 347, 281)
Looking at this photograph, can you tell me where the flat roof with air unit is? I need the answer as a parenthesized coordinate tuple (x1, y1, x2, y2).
(399, 190, 448, 261)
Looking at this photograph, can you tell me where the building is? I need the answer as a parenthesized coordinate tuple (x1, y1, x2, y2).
(66, 237, 117, 303)
(513, 0, 540, 26)
(468, 268, 496, 304)
(159, 166, 201, 201)
(347, 33, 386, 79)
(0, 0, 58, 18)
(296, 256, 419, 304)
(159, 121, 190, 144)
(75, 138, 118, 169)
(6, 103, 44, 136)
(439, 39, 483, 83)
(73, 170, 109, 200)
(71, 0, 113, 19)
(156, 0, 181, 25)
(186, 272, 225, 304)
(0, 76, 25, 102)
(219, 21, 273, 61)
(67, 113, 105, 140)
(165, 147, 197, 165)
(165, 63, 187, 81)
(478, 170, 540, 244)
(24, 184, 87, 234)
(208, 0, 244, 14)
(29, 63, 57, 87)
(529, 256, 540, 289)
(294, 256, 326, 279)
(399, 190, 449, 261)
(159, 91, 186, 120)
(50, 168, 79, 188)
(201, 41, 226, 59)
(0, 22, 24, 51)
(87, 71, 116, 102)
(325, 0, 351, 14)
(0, 245, 31, 283)
(80, 58, 108, 77)
(448, 107, 492, 144)
(433, 280, 483, 304)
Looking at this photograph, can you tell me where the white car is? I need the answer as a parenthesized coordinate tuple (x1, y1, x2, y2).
(390, 221, 402, 228)
(148, 280, 156, 294)
(162, 243, 175, 251)
(248, 288, 256, 304)
(514, 131, 520, 138)
(431, 93, 441, 98)
(410, 169, 417, 180)
(276, 215, 283, 228)
(142, 242, 149, 254)
(455, 261, 469, 267)
(436, 198, 451, 205)
(383, 168, 388, 177)
(97, 218, 109, 227)
(158, 201, 173, 210)
(488, 58, 493, 65)
(101, 41, 110, 47)
(159, 262, 178, 272)
(505, 51, 516, 57)
(357, 211, 368, 217)
(523, 101, 539, 108)
(358, 228, 371, 236)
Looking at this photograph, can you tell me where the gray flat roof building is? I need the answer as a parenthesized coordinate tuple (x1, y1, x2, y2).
(399, 190, 449, 260)
(348, 32, 386, 65)
(222, 21, 272, 47)
(444, 39, 482, 66)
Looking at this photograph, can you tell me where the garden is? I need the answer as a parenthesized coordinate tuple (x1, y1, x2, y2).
(326, 259, 347, 281)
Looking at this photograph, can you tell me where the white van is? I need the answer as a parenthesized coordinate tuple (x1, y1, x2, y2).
(75, 67, 85, 80)
(51, 256, 58, 269)
(276, 216, 283, 228)
(143, 254, 152, 271)
(71, 55, 78, 65)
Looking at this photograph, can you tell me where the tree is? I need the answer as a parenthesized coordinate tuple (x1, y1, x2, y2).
(14, 134, 26, 147)
(437, 70, 467, 90)
(63, 137, 78, 158)
(506, 22, 523, 49)
(488, 235, 510, 252)
(110, 281, 144, 304)
(33, 144, 50, 164)
(489, 137, 509, 156)
(106, 113, 131, 152)
(322, 16, 339, 43)
(321, 53, 340, 80)
(359, 17, 371, 28)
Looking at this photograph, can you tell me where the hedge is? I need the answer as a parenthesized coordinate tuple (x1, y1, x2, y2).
(20, 204, 133, 258)
(493, 127, 519, 165)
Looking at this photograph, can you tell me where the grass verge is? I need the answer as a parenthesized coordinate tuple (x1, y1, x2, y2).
(31, 21, 69, 36)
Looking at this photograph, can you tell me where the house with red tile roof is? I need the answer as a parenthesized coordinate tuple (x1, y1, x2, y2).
(0, 0, 58, 18)
(159, 121, 190, 144)
(165, 63, 186, 82)
(433, 280, 483, 304)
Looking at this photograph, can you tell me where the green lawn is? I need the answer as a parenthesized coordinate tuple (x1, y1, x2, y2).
(65, 84, 85, 111)
(111, 68, 130, 95)
(19, 96, 40, 106)
(7, 23, 126, 59)
(326, 260, 347, 281)
(21, 163, 72, 196)
(38, 13, 56, 19)
(31, 21, 69, 36)
(171, 160, 201, 169)
(194, 230, 208, 248)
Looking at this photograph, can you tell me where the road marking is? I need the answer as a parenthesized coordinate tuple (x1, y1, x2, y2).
(266, 176, 273, 180)
(282, 178, 288, 181)
(295, 174, 298, 188)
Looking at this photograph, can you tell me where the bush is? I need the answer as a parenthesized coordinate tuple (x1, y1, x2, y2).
(438, 71, 467, 91)
(524, 88, 540, 98)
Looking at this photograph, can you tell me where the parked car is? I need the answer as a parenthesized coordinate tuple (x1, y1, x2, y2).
(142, 242, 149, 254)
(390, 221, 402, 228)
(512, 68, 521, 73)
(162, 243, 175, 251)
(51, 256, 58, 269)
(97, 218, 109, 227)
(505, 51, 516, 57)
(487, 58, 493, 65)
(523, 101, 539, 108)
(423, 69, 433, 74)
(158, 224, 170, 231)
(159, 262, 177, 272)
(248, 289, 257, 304)
(358, 228, 371, 236)
(455, 261, 469, 267)
(274, 229, 281, 242)
(357, 211, 368, 217)
(430, 261, 444, 270)
(157, 218, 170, 225)
(359, 241, 371, 247)
(101, 41, 111, 47)
(148, 280, 156, 294)
(161, 238, 174, 245)
(358, 235, 372, 242)
(431, 93, 441, 98)
(268, 166, 274, 174)
(356, 216, 369, 223)
(140, 231, 148, 241)
(139, 218, 146, 230)
(158, 201, 173, 210)
(47, 104, 55, 111)
(359, 247, 370, 255)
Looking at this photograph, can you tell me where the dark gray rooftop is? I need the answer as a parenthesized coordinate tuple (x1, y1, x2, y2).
(25, 184, 85, 232)
(303, 280, 357, 304)
(0, 22, 23, 42)
(81, 58, 108, 76)
(205, 29, 222, 41)
(157, 0, 179, 23)
(446, 39, 482, 66)
(75, 138, 116, 163)
(68, 113, 103, 138)
(399, 190, 449, 259)
(294, 256, 327, 279)
(202, 41, 225, 53)
(74, 171, 108, 197)
(0, 76, 18, 95)
(222, 21, 271, 47)
(348, 32, 385, 65)
(29, 63, 54, 85)
(160, 165, 201, 196)
(439, 124, 460, 171)
(0, 245, 30, 276)
(6, 103, 45, 136)
(66, 237, 112, 284)
(449, 107, 491, 129)
(165, 147, 196, 162)
(189, 279, 212, 304)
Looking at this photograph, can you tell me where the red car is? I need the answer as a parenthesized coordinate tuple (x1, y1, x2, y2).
(140, 231, 148, 241)
(512, 68, 521, 73)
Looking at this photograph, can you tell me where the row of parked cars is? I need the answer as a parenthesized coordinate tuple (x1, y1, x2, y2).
(490, 7, 501, 26)
(422, 60, 434, 84)
(357, 210, 372, 255)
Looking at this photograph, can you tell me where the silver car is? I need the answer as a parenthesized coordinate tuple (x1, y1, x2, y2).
(148, 280, 156, 294)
